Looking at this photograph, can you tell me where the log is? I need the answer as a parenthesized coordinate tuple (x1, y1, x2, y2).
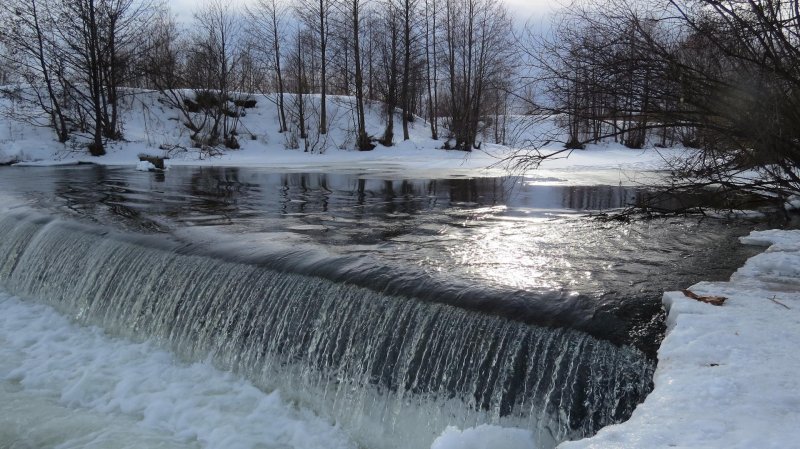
(682, 289, 727, 306)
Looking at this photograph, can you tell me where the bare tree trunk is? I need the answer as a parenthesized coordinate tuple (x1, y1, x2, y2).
(401, 0, 412, 141)
(367, 29, 375, 100)
(247, 0, 288, 133)
(445, 0, 458, 146)
(382, 8, 399, 146)
(296, 33, 308, 141)
(272, 6, 288, 133)
(424, 0, 438, 140)
(85, 0, 106, 155)
(30, 0, 70, 143)
(103, 12, 120, 140)
(319, 0, 328, 134)
(352, 0, 371, 150)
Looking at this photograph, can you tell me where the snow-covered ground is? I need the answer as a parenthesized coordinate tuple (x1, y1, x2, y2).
(560, 229, 800, 449)
(0, 90, 684, 184)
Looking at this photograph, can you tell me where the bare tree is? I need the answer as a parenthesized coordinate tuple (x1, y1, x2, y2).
(335, 0, 373, 150)
(423, 0, 439, 139)
(399, 0, 419, 141)
(296, 0, 333, 134)
(141, 6, 232, 156)
(441, 0, 512, 151)
(376, 0, 401, 145)
(517, 0, 800, 202)
(188, 0, 244, 149)
(245, 0, 290, 132)
(1, 0, 70, 143)
(285, 26, 317, 149)
(2, 0, 159, 154)
(662, 0, 800, 198)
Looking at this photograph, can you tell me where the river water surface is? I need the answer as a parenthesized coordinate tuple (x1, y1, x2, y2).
(0, 165, 761, 449)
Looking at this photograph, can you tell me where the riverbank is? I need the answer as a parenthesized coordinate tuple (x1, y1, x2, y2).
(560, 229, 800, 449)
(0, 91, 684, 184)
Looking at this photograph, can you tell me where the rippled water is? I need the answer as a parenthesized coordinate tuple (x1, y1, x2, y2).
(0, 165, 761, 354)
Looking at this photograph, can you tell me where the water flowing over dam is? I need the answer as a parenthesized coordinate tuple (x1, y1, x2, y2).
(0, 167, 763, 449)
(0, 211, 654, 449)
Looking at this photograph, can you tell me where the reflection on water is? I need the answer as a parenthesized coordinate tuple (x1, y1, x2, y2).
(0, 165, 762, 354)
(15, 166, 702, 229)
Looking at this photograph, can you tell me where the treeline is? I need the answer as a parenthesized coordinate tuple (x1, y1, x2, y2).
(0, 0, 515, 155)
(2, 0, 798, 199)
(524, 0, 800, 197)
(1, 0, 157, 154)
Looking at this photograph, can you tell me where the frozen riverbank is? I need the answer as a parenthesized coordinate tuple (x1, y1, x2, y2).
(1, 91, 683, 184)
(560, 229, 800, 449)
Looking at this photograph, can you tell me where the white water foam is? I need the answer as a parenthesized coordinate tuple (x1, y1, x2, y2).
(0, 291, 355, 449)
(431, 425, 536, 449)
(0, 290, 537, 449)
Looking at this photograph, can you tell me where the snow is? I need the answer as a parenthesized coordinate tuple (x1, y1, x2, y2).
(0, 90, 681, 184)
(559, 229, 800, 449)
(787, 196, 800, 211)
(0, 292, 355, 449)
(740, 229, 800, 249)
(431, 425, 535, 449)
(135, 160, 156, 171)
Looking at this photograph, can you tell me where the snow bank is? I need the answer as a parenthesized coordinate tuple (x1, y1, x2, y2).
(0, 90, 680, 183)
(559, 229, 800, 449)
(0, 292, 355, 449)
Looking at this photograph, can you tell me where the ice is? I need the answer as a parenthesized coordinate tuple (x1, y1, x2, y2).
(0, 292, 355, 449)
(559, 229, 800, 449)
(739, 229, 800, 248)
(431, 425, 536, 449)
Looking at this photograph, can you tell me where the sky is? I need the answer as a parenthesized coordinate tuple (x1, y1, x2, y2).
(504, 0, 555, 17)
(169, 0, 555, 22)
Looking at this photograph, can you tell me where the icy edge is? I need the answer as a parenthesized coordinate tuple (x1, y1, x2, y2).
(558, 229, 800, 449)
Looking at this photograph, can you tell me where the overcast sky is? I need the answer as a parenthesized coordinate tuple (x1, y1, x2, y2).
(169, 0, 556, 23)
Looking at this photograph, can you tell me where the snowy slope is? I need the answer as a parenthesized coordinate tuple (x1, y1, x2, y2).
(559, 230, 800, 449)
(0, 90, 683, 182)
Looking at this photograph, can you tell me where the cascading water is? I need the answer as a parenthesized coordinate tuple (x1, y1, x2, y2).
(0, 210, 655, 449)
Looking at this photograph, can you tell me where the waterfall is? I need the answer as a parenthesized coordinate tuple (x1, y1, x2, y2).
(0, 211, 655, 449)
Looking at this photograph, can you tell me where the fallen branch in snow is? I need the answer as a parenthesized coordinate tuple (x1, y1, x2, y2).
(768, 295, 791, 310)
(681, 289, 727, 306)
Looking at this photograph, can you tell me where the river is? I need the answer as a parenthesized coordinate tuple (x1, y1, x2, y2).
(0, 165, 762, 449)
